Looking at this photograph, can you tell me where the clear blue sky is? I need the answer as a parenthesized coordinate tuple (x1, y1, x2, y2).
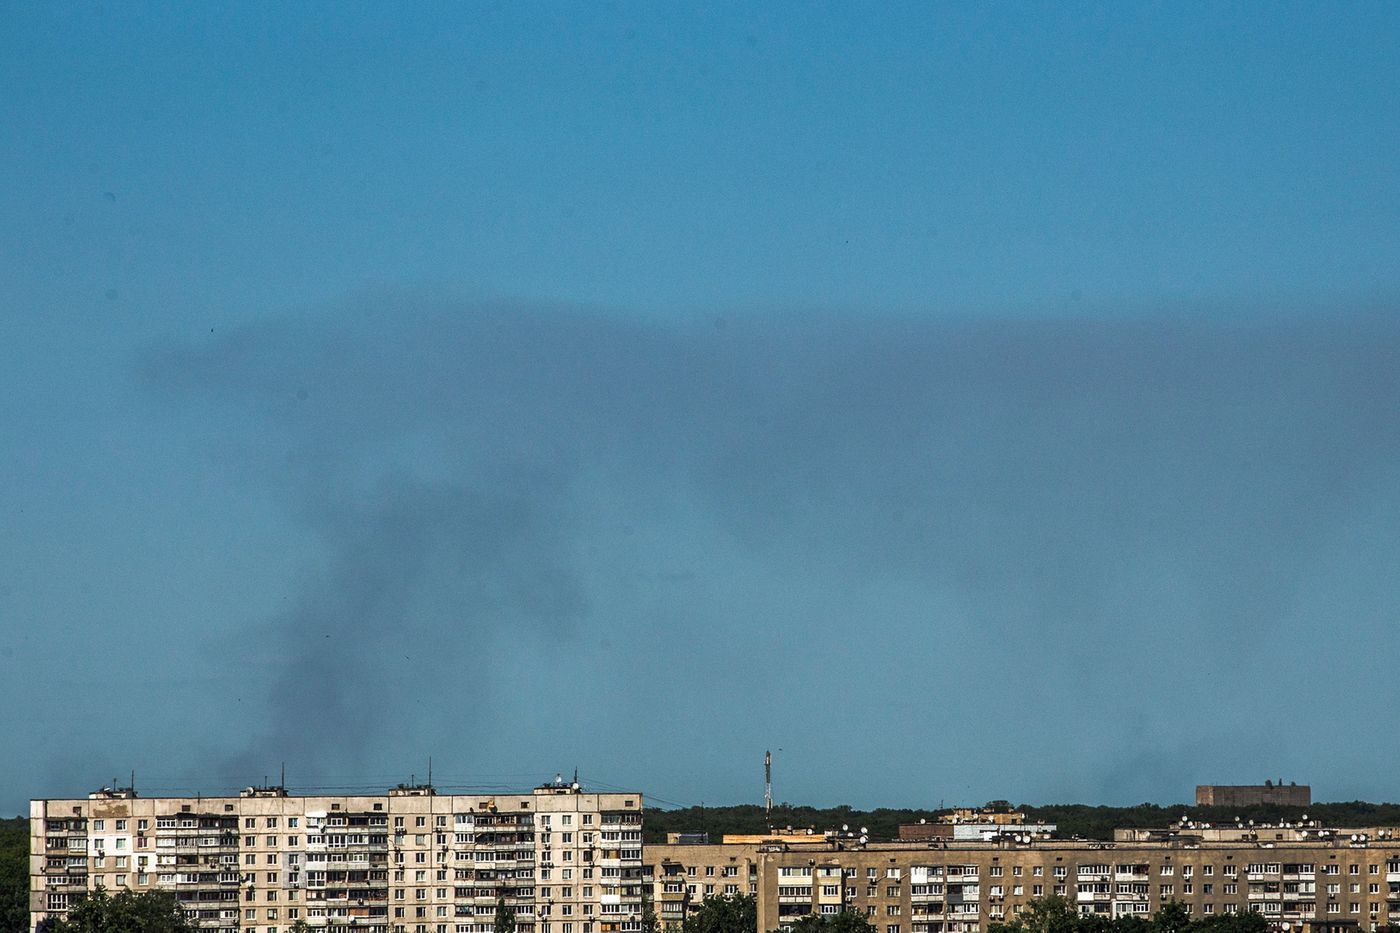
(2, 2, 1399, 816)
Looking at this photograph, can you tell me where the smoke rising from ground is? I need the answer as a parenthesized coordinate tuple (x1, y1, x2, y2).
(140, 300, 1400, 801)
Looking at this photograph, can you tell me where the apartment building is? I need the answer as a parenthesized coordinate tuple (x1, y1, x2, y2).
(644, 843, 761, 927)
(647, 831, 1400, 933)
(30, 782, 644, 933)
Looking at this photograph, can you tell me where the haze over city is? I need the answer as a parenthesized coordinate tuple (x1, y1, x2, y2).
(3, 3, 1399, 817)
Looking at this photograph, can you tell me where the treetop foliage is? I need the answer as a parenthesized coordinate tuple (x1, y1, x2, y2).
(681, 894, 757, 933)
(45, 887, 200, 933)
(781, 912, 878, 933)
(987, 896, 1269, 933)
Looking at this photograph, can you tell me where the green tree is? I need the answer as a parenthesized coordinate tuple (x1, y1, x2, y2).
(681, 894, 757, 933)
(1191, 911, 1267, 933)
(289, 920, 312, 933)
(1151, 902, 1192, 933)
(988, 895, 1081, 933)
(50, 887, 199, 933)
(782, 911, 878, 933)
(494, 896, 517, 933)
(641, 890, 659, 933)
(1, 817, 29, 933)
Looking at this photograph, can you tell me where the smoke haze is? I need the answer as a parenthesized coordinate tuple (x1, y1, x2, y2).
(124, 299, 1400, 803)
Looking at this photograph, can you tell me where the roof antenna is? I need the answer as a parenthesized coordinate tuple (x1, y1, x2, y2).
(428, 757, 433, 787)
(281, 763, 286, 788)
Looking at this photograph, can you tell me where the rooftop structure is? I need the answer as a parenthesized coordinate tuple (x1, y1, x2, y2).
(1197, 783, 1312, 808)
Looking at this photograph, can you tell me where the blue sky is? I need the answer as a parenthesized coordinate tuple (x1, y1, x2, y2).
(2, 2, 1399, 816)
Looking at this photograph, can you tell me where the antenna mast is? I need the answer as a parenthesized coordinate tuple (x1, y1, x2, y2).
(764, 750, 773, 822)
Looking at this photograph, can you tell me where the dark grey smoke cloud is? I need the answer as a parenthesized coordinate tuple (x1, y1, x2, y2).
(141, 299, 1400, 801)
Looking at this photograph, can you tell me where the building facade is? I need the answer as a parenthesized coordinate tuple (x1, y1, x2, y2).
(30, 783, 644, 933)
(646, 831, 1400, 933)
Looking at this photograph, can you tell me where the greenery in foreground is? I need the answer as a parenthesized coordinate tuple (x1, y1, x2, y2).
(644, 801, 1400, 843)
(38, 888, 198, 933)
(678, 894, 879, 933)
(2, 818, 26, 933)
(987, 898, 1267, 933)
